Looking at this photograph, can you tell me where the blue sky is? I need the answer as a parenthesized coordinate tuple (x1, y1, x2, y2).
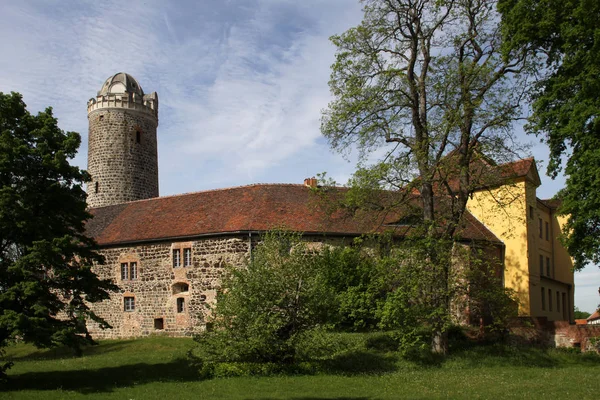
(1, 0, 597, 312)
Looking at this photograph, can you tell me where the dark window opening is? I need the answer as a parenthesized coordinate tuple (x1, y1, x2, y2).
(529, 206, 534, 219)
(548, 289, 553, 311)
(124, 296, 135, 312)
(177, 298, 185, 313)
(99, 115, 104, 121)
(546, 257, 550, 277)
(154, 318, 164, 330)
(95, 181, 99, 194)
(541, 287, 545, 310)
(539, 255, 544, 276)
(539, 218, 543, 238)
(136, 130, 141, 144)
(172, 282, 189, 295)
(545, 221, 549, 240)
(556, 291, 560, 312)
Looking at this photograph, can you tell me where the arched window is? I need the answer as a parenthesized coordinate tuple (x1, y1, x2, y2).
(172, 282, 189, 295)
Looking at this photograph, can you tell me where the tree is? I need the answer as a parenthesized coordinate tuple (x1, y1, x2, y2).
(0, 92, 117, 379)
(498, 0, 600, 270)
(194, 231, 336, 365)
(321, 0, 531, 353)
(573, 307, 591, 320)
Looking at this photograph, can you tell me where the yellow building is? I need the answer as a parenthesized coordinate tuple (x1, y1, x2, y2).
(466, 158, 574, 321)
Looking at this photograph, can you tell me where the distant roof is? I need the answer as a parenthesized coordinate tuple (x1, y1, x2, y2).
(98, 72, 144, 97)
(86, 184, 501, 246)
(587, 310, 600, 322)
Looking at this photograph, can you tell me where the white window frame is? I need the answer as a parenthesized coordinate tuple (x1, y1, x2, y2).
(124, 296, 135, 312)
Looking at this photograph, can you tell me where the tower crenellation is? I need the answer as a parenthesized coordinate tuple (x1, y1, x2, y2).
(87, 72, 159, 208)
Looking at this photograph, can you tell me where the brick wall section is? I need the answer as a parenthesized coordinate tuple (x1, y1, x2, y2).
(87, 235, 251, 338)
(510, 317, 600, 352)
(87, 107, 159, 208)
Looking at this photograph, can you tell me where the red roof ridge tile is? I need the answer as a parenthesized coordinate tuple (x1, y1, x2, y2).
(89, 182, 315, 211)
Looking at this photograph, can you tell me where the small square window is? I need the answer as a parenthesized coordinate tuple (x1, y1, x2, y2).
(183, 248, 192, 267)
(124, 296, 135, 312)
(177, 297, 185, 313)
(121, 263, 129, 280)
(173, 249, 181, 268)
(154, 318, 164, 330)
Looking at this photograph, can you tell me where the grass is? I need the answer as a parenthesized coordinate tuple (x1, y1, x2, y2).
(1, 335, 599, 399)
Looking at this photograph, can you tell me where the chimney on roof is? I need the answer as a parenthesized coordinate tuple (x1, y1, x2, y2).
(304, 177, 318, 188)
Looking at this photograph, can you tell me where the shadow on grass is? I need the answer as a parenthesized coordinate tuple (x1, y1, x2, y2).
(321, 350, 397, 375)
(2, 358, 199, 394)
(251, 398, 374, 400)
(5, 340, 138, 362)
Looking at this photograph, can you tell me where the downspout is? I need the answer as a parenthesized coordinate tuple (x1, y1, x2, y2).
(248, 231, 252, 261)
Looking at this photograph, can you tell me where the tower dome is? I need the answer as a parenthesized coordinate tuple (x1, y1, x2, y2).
(86, 73, 159, 208)
(98, 72, 145, 97)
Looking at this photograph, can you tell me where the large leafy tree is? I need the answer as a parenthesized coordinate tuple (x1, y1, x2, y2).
(0, 92, 117, 378)
(321, 0, 531, 353)
(194, 231, 335, 365)
(498, 0, 600, 270)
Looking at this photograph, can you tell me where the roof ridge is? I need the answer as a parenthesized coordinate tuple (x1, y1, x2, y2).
(89, 183, 311, 210)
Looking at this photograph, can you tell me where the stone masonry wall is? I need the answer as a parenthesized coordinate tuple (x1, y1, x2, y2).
(87, 234, 355, 339)
(87, 235, 252, 339)
(87, 107, 159, 208)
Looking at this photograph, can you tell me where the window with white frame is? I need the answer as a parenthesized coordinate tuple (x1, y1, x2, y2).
(173, 246, 192, 268)
(124, 296, 135, 312)
(173, 249, 181, 268)
(120, 262, 138, 280)
(183, 248, 192, 267)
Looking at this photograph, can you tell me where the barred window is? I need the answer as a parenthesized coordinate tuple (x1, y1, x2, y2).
(177, 297, 185, 313)
(124, 296, 135, 312)
(173, 249, 181, 268)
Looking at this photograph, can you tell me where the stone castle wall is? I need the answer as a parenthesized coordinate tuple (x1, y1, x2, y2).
(87, 235, 252, 338)
(87, 234, 352, 339)
(87, 106, 159, 208)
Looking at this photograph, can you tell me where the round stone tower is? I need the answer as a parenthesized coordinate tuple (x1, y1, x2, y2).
(87, 73, 159, 208)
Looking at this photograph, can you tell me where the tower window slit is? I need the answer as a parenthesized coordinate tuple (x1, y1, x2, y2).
(95, 181, 99, 193)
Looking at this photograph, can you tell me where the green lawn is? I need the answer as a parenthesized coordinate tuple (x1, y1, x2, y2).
(1, 336, 599, 399)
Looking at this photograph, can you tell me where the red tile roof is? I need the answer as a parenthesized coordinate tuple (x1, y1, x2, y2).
(86, 184, 501, 246)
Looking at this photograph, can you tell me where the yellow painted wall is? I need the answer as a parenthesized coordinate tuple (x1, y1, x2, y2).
(467, 176, 574, 321)
(467, 179, 531, 315)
